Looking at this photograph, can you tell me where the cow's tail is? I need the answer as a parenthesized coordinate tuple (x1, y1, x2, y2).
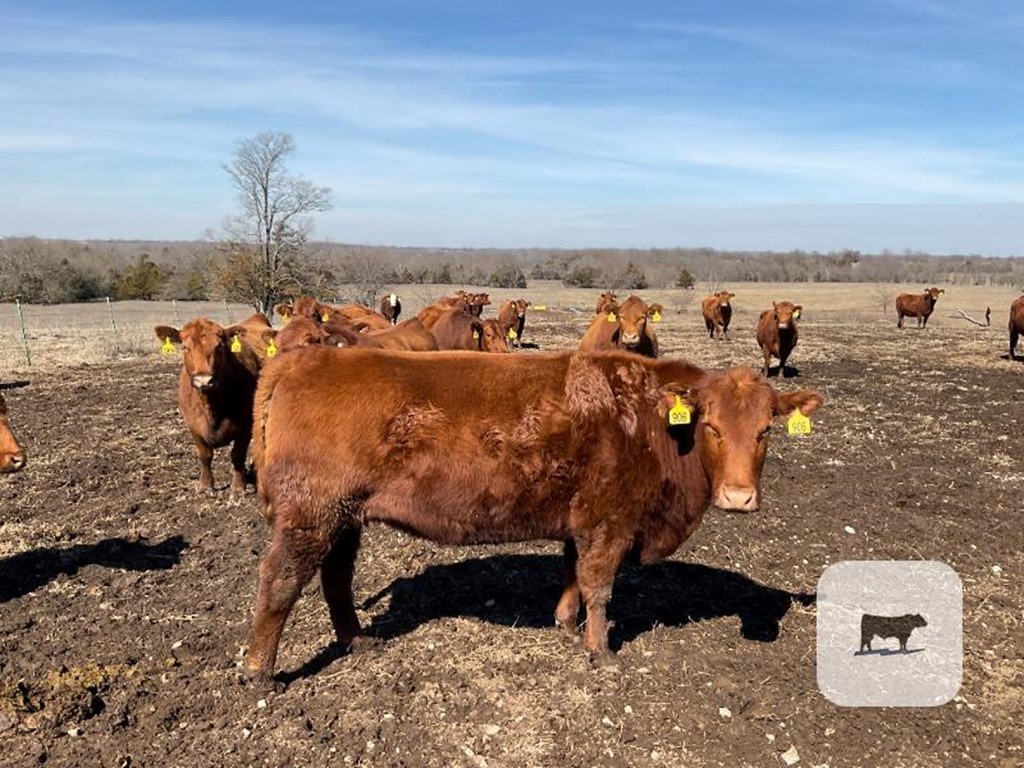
(251, 357, 289, 524)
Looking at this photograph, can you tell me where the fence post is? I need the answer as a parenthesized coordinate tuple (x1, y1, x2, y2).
(15, 299, 31, 367)
(105, 296, 119, 352)
(172, 299, 181, 326)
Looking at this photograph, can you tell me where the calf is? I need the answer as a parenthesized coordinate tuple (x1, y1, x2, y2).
(154, 313, 271, 493)
(243, 348, 824, 678)
(497, 299, 531, 347)
(579, 295, 662, 358)
(702, 291, 735, 340)
(896, 287, 944, 329)
(0, 382, 28, 474)
(380, 293, 402, 325)
(859, 613, 927, 653)
(1009, 296, 1024, 359)
(756, 301, 802, 376)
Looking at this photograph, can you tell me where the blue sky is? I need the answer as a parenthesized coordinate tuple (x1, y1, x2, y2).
(2, 0, 1023, 253)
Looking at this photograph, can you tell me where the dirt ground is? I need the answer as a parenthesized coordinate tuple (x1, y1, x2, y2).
(1, 284, 1022, 767)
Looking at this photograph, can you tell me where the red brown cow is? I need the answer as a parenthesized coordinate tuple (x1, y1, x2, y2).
(365, 319, 439, 351)
(379, 293, 402, 325)
(263, 317, 331, 353)
(275, 297, 331, 324)
(1009, 296, 1024, 359)
(417, 297, 473, 330)
(756, 301, 802, 377)
(243, 348, 824, 678)
(702, 291, 735, 340)
(154, 313, 272, 493)
(896, 287, 944, 329)
(431, 309, 509, 352)
(497, 299, 531, 348)
(579, 295, 662, 358)
(595, 291, 617, 315)
(0, 382, 28, 474)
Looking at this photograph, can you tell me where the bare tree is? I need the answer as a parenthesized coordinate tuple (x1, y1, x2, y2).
(214, 132, 332, 314)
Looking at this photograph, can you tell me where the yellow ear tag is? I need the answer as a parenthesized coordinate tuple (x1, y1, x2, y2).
(282, 314, 290, 324)
(607, 311, 617, 322)
(787, 409, 812, 435)
(668, 395, 691, 426)
(321, 311, 330, 322)
(792, 309, 801, 320)
(161, 337, 175, 355)
(652, 310, 662, 323)
(266, 339, 278, 358)
(507, 328, 518, 340)
(472, 329, 480, 339)
(230, 334, 242, 353)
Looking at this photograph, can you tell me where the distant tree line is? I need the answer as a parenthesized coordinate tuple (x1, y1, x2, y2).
(2, 236, 1022, 306)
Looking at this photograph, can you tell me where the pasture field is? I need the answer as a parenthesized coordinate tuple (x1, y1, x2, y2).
(0, 282, 1022, 767)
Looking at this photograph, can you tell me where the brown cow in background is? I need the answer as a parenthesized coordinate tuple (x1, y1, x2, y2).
(595, 291, 617, 315)
(0, 382, 28, 474)
(243, 347, 824, 678)
(432, 309, 509, 352)
(497, 299, 530, 348)
(579, 295, 662, 358)
(154, 313, 271, 493)
(896, 287, 944, 329)
(1008, 296, 1024, 359)
(702, 291, 735, 340)
(379, 293, 402, 325)
(756, 301, 802, 377)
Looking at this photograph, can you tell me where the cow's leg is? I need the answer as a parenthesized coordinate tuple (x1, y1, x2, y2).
(321, 526, 364, 647)
(723, 323, 730, 341)
(575, 534, 628, 663)
(229, 436, 250, 494)
(1010, 327, 1018, 359)
(706, 320, 714, 339)
(554, 539, 581, 635)
(778, 350, 790, 377)
(193, 437, 215, 491)
(897, 311, 904, 329)
(245, 518, 326, 680)
(763, 347, 772, 377)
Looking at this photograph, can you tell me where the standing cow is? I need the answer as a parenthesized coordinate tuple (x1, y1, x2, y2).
(579, 295, 662, 358)
(0, 382, 28, 474)
(702, 291, 735, 340)
(1008, 296, 1024, 360)
(895, 287, 944, 329)
(380, 293, 402, 325)
(756, 301, 802, 377)
(243, 347, 824, 679)
(154, 314, 272, 493)
(497, 299, 530, 348)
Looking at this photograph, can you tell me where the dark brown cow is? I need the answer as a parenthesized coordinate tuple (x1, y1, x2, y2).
(468, 292, 491, 317)
(0, 382, 28, 474)
(895, 287, 944, 329)
(756, 301, 802, 377)
(243, 348, 824, 678)
(379, 293, 402, 325)
(579, 295, 662, 358)
(431, 309, 509, 352)
(702, 291, 735, 340)
(154, 313, 272, 493)
(497, 299, 531, 347)
(1010, 296, 1024, 359)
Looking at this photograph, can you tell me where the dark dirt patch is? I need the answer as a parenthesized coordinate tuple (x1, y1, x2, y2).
(0, 311, 1022, 767)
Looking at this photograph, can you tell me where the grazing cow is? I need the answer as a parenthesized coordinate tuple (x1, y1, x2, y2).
(380, 293, 402, 325)
(154, 313, 272, 493)
(497, 299, 531, 347)
(859, 613, 927, 653)
(595, 291, 617, 315)
(243, 348, 824, 678)
(756, 301, 802, 377)
(579, 295, 662, 358)
(702, 292, 735, 340)
(1008, 296, 1024, 359)
(0, 382, 28, 474)
(896, 287, 944, 329)
(431, 309, 509, 352)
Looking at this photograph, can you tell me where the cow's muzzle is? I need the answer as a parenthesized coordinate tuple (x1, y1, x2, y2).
(0, 451, 26, 473)
(620, 332, 641, 346)
(191, 374, 215, 390)
(778, 322, 790, 330)
(714, 486, 759, 512)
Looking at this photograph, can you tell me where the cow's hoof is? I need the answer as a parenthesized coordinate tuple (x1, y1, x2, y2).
(588, 650, 619, 670)
(238, 669, 285, 693)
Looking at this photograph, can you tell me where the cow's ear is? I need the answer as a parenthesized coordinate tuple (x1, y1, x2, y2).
(259, 329, 278, 347)
(656, 384, 697, 422)
(647, 303, 664, 318)
(775, 389, 824, 417)
(274, 303, 292, 319)
(938, 289, 945, 294)
(154, 325, 181, 344)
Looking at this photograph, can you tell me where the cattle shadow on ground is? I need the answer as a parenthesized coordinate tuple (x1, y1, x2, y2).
(302, 555, 809, 680)
(0, 535, 187, 603)
(766, 364, 801, 379)
(853, 648, 925, 657)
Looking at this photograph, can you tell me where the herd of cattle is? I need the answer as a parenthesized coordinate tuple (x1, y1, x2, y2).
(0, 284, 1021, 681)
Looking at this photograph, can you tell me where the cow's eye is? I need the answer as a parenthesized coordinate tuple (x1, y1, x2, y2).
(703, 424, 721, 440)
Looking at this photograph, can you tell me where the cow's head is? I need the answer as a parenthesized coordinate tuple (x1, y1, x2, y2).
(717, 291, 735, 308)
(0, 383, 28, 474)
(155, 318, 253, 390)
(470, 293, 491, 315)
(924, 287, 944, 303)
(479, 319, 511, 353)
(772, 301, 802, 329)
(662, 367, 823, 512)
(911, 613, 928, 628)
(388, 293, 399, 307)
(614, 295, 659, 349)
(595, 292, 618, 315)
(264, 317, 330, 353)
(512, 299, 531, 318)
(275, 296, 332, 324)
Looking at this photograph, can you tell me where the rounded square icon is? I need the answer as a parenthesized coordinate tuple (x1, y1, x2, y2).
(817, 561, 962, 707)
